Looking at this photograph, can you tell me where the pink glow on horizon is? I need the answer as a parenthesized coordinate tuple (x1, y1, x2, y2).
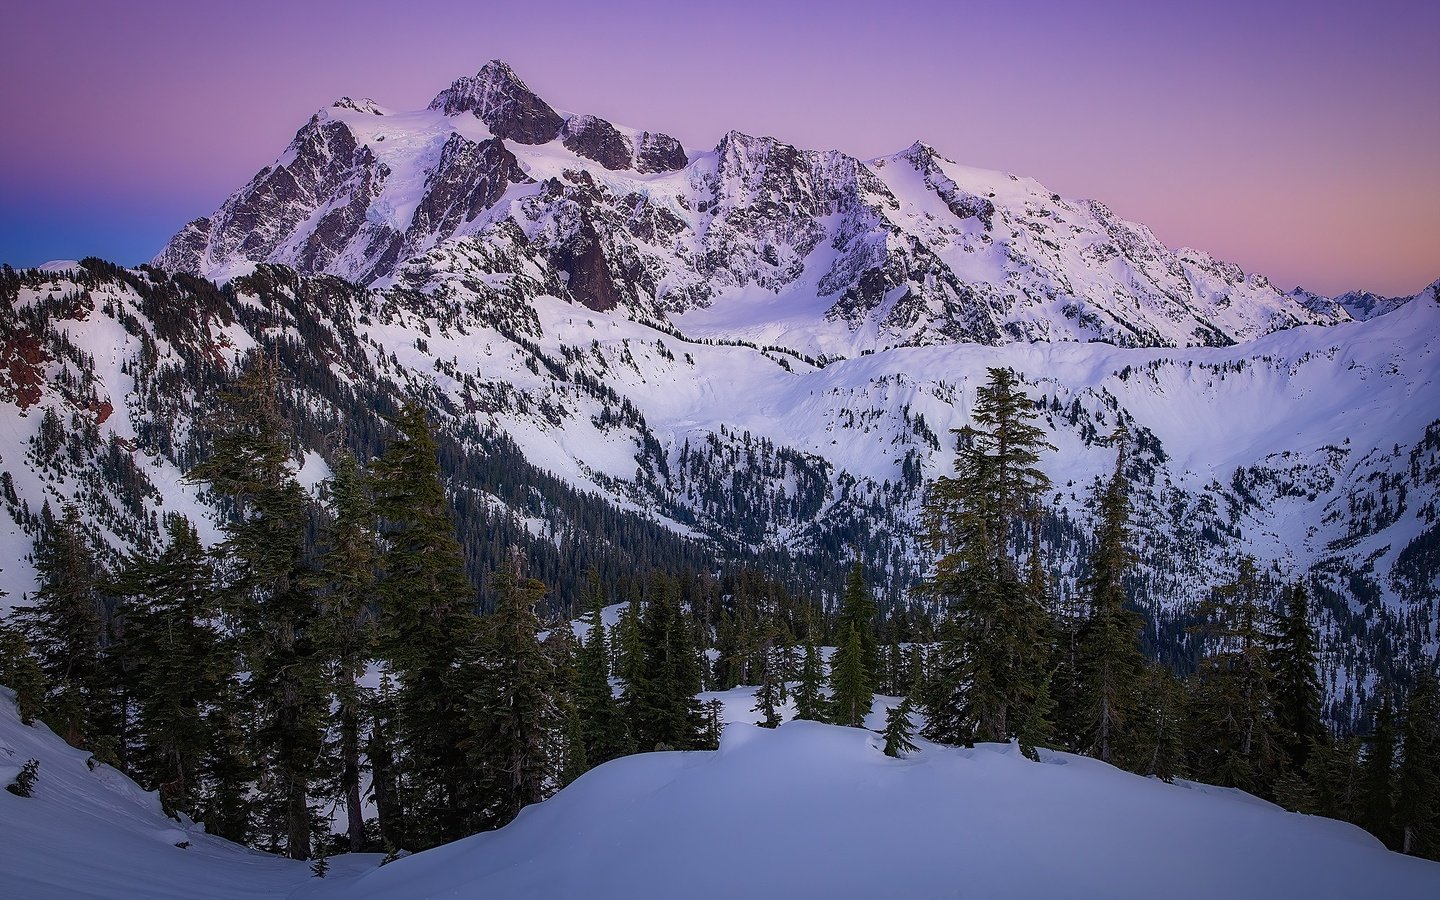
(0, 0, 1436, 296)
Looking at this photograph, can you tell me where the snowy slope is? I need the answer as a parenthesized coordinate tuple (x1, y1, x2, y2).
(5, 686, 1438, 900)
(155, 60, 1352, 353)
(1, 264, 1437, 712)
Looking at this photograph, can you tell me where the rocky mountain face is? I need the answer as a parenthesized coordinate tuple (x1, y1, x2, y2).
(9, 62, 1438, 724)
(2, 258, 1437, 726)
(155, 61, 1350, 356)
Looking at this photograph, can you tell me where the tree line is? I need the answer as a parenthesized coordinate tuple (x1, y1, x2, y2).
(1, 359, 1436, 864)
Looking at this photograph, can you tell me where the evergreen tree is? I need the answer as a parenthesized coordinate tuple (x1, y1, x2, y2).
(1270, 580, 1325, 774)
(792, 638, 826, 722)
(574, 569, 630, 765)
(188, 354, 323, 860)
(829, 625, 872, 728)
(0, 612, 47, 726)
(1130, 662, 1187, 782)
(465, 552, 558, 830)
(313, 452, 378, 852)
(369, 401, 479, 847)
(921, 367, 1055, 755)
(1076, 429, 1146, 765)
(752, 640, 782, 729)
(622, 572, 705, 751)
(834, 560, 879, 679)
(1395, 668, 1440, 858)
(112, 514, 227, 819)
(13, 505, 110, 749)
(1358, 692, 1398, 849)
(881, 697, 919, 758)
(1187, 557, 1284, 795)
(1302, 734, 1362, 822)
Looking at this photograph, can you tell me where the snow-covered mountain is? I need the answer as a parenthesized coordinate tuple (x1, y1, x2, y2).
(5, 685, 1438, 899)
(155, 60, 1351, 355)
(1, 258, 1436, 721)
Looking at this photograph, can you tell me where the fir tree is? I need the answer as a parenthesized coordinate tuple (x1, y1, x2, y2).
(1358, 692, 1398, 849)
(921, 368, 1055, 755)
(752, 640, 782, 729)
(881, 697, 919, 758)
(188, 354, 324, 859)
(13, 505, 109, 749)
(622, 572, 705, 751)
(1075, 429, 1146, 766)
(1187, 557, 1284, 795)
(829, 625, 872, 728)
(834, 560, 879, 679)
(542, 618, 589, 788)
(574, 569, 630, 765)
(369, 401, 479, 847)
(112, 514, 227, 819)
(792, 638, 826, 722)
(465, 551, 559, 830)
(1131, 662, 1187, 782)
(1270, 581, 1325, 774)
(312, 452, 378, 852)
(0, 612, 47, 726)
(1395, 667, 1440, 858)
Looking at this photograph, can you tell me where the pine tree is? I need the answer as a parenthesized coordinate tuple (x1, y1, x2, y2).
(1270, 580, 1325, 774)
(369, 401, 479, 847)
(1187, 557, 1284, 795)
(1358, 692, 1398, 849)
(1130, 662, 1187, 782)
(622, 572, 705, 751)
(1395, 668, 1440, 859)
(792, 638, 826, 722)
(112, 514, 227, 819)
(465, 551, 558, 830)
(829, 625, 872, 728)
(542, 618, 589, 788)
(881, 697, 919, 758)
(752, 641, 782, 729)
(0, 612, 47, 726)
(188, 353, 323, 860)
(574, 569, 630, 765)
(13, 505, 110, 749)
(1076, 429, 1146, 766)
(834, 560, 879, 679)
(1303, 734, 1362, 822)
(312, 452, 378, 852)
(921, 367, 1055, 755)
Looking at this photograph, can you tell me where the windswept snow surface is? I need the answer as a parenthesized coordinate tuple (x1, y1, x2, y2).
(5, 687, 1436, 900)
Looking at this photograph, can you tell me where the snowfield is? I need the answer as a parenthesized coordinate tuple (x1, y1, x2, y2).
(3, 687, 1437, 899)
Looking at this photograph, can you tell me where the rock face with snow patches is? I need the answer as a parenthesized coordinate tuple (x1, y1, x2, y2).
(155, 60, 1349, 353)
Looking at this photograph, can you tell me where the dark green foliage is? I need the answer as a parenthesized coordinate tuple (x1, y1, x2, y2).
(835, 561, 879, 679)
(829, 625, 872, 728)
(0, 614, 48, 726)
(1358, 693, 1398, 848)
(792, 639, 826, 722)
(881, 697, 919, 758)
(622, 572, 705, 751)
(574, 570, 631, 766)
(1187, 557, 1285, 795)
(1075, 430, 1146, 765)
(112, 514, 229, 819)
(464, 552, 559, 830)
(369, 402, 479, 847)
(13, 505, 110, 750)
(6, 758, 39, 797)
(752, 644, 782, 729)
(312, 452, 378, 852)
(1271, 582, 1324, 773)
(1130, 662, 1187, 782)
(921, 368, 1055, 755)
(1395, 668, 1440, 858)
(187, 354, 323, 860)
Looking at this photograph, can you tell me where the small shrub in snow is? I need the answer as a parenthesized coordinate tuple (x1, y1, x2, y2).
(6, 758, 39, 797)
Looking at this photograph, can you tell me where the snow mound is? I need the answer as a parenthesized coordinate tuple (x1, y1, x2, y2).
(323, 720, 1440, 900)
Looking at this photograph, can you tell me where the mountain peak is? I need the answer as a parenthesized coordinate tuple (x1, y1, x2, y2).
(428, 59, 563, 144)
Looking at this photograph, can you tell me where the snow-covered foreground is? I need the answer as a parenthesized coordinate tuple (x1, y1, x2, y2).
(3, 687, 1437, 899)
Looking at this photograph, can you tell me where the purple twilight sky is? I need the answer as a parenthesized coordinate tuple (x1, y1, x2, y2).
(1, 0, 1436, 296)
